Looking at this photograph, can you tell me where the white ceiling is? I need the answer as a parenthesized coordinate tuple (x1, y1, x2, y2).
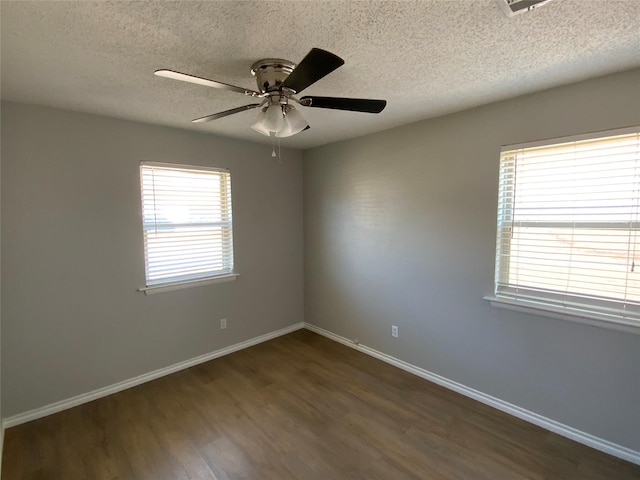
(1, 1, 639, 149)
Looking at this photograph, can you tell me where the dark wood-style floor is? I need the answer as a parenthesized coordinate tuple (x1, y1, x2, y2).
(3, 329, 639, 479)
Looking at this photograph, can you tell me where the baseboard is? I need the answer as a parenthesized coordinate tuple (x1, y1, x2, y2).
(0, 420, 4, 479)
(304, 323, 640, 466)
(3, 322, 305, 429)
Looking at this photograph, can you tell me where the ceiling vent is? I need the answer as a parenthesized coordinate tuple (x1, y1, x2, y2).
(495, 0, 553, 17)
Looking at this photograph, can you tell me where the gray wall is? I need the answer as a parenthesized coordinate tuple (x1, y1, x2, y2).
(1, 102, 304, 417)
(304, 68, 640, 451)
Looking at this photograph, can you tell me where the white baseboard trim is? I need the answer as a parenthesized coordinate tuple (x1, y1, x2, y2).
(3, 322, 304, 429)
(0, 420, 4, 479)
(304, 322, 640, 466)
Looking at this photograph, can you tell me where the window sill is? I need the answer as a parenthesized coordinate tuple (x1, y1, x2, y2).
(139, 274, 239, 296)
(484, 295, 640, 335)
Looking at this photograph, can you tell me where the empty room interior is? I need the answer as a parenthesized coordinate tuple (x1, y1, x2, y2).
(1, 1, 640, 479)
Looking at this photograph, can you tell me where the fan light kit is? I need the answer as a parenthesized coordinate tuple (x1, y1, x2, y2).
(155, 48, 387, 140)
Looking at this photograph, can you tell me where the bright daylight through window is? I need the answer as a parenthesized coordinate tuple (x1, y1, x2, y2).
(492, 127, 640, 328)
(140, 163, 234, 289)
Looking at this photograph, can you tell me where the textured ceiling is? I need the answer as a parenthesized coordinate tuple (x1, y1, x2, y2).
(1, 1, 639, 149)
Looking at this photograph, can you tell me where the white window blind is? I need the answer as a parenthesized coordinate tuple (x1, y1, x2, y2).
(494, 127, 640, 322)
(140, 163, 234, 287)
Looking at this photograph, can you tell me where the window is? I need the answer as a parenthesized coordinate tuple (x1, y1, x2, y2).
(140, 163, 234, 291)
(492, 127, 640, 329)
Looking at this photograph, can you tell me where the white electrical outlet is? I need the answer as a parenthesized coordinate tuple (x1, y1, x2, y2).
(392, 325, 398, 338)
(220, 318, 227, 329)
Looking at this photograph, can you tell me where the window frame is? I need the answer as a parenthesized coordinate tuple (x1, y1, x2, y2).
(486, 126, 640, 335)
(138, 162, 237, 295)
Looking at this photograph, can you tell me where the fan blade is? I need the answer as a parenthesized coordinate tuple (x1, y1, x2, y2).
(300, 96, 387, 113)
(281, 48, 344, 94)
(192, 104, 262, 123)
(155, 69, 263, 97)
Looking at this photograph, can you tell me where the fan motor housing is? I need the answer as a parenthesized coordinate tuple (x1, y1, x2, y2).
(251, 59, 296, 93)
(495, 0, 553, 16)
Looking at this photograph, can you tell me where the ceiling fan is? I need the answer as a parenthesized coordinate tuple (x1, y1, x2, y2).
(155, 48, 387, 138)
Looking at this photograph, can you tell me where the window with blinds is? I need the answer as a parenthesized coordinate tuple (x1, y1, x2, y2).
(140, 163, 234, 287)
(494, 127, 640, 323)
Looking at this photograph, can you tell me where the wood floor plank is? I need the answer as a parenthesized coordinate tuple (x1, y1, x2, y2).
(3, 330, 638, 479)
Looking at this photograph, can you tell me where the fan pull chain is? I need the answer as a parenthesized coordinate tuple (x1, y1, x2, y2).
(268, 133, 283, 161)
(271, 132, 276, 157)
